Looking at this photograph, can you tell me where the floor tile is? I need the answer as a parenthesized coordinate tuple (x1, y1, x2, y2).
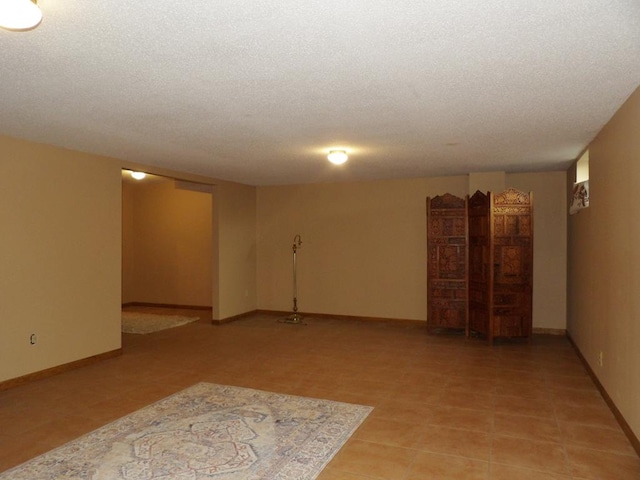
(428, 405, 494, 433)
(559, 422, 636, 455)
(439, 387, 495, 411)
(415, 425, 491, 460)
(493, 413, 562, 443)
(353, 417, 424, 448)
(490, 463, 573, 480)
(407, 451, 489, 480)
(494, 381, 550, 400)
(491, 436, 570, 475)
(328, 440, 416, 480)
(371, 397, 436, 424)
(554, 402, 620, 430)
(317, 467, 378, 479)
(566, 445, 640, 480)
(550, 387, 607, 408)
(493, 394, 555, 419)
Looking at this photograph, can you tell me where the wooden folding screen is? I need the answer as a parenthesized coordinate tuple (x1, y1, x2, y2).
(427, 188, 533, 343)
(490, 188, 534, 341)
(426, 194, 468, 334)
(468, 191, 492, 340)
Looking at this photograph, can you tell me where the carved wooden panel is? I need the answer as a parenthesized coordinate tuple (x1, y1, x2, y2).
(491, 188, 533, 341)
(426, 188, 533, 343)
(426, 194, 468, 333)
(467, 191, 492, 340)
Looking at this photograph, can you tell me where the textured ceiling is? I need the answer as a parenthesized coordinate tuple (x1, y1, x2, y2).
(1, 1, 640, 185)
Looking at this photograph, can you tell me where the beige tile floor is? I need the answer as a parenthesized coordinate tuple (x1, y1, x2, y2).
(1, 308, 639, 479)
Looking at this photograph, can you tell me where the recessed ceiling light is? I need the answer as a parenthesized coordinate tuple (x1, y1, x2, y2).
(327, 150, 348, 165)
(130, 171, 146, 180)
(0, 0, 42, 31)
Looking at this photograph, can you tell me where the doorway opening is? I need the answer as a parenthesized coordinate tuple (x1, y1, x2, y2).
(121, 171, 214, 327)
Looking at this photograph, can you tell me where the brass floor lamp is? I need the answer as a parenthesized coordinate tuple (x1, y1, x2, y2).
(283, 234, 304, 324)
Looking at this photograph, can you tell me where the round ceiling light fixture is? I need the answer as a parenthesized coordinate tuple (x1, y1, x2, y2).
(130, 171, 146, 180)
(327, 150, 348, 165)
(0, 0, 42, 31)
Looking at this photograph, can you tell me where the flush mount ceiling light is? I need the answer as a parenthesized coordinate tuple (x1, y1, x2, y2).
(327, 150, 348, 165)
(130, 171, 146, 180)
(0, 0, 42, 31)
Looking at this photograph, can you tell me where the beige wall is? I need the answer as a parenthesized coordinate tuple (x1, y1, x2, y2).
(122, 180, 136, 304)
(0, 136, 122, 383)
(469, 171, 506, 193)
(122, 177, 213, 306)
(567, 86, 640, 439)
(256, 173, 566, 327)
(213, 182, 257, 320)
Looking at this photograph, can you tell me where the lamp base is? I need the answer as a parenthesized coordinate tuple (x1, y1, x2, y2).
(280, 313, 305, 325)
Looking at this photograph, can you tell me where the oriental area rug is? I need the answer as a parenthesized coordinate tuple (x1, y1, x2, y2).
(0, 383, 372, 480)
(121, 311, 200, 334)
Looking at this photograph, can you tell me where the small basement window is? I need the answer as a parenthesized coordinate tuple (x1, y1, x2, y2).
(576, 150, 589, 183)
(570, 150, 589, 214)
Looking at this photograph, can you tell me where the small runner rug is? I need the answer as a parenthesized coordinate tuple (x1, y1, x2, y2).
(0, 383, 373, 480)
(121, 311, 200, 334)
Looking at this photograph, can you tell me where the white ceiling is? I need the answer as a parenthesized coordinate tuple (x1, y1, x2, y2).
(2, 1, 639, 185)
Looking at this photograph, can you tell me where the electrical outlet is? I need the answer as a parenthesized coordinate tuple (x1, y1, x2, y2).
(598, 350, 603, 367)
(30, 333, 37, 345)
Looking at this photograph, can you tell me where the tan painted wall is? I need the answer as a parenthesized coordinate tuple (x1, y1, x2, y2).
(257, 176, 468, 320)
(256, 173, 566, 327)
(469, 171, 506, 193)
(122, 180, 136, 304)
(122, 178, 213, 306)
(567, 86, 640, 439)
(0, 136, 122, 383)
(213, 182, 257, 320)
